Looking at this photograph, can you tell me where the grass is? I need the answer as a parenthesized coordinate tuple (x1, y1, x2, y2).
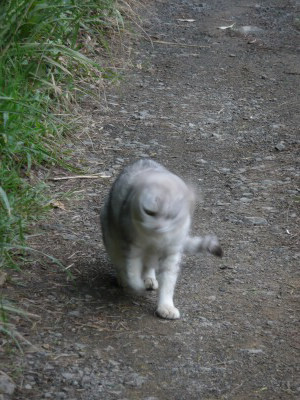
(0, 0, 128, 338)
(0, 297, 40, 351)
(0, 0, 124, 269)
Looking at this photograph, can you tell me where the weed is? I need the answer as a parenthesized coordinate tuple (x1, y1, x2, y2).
(0, 0, 122, 269)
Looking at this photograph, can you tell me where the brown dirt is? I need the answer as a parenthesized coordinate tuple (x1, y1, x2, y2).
(1, 1, 299, 399)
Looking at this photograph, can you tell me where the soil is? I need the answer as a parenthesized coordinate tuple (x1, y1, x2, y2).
(1, 1, 299, 399)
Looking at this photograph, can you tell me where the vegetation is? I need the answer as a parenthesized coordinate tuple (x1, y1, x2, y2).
(0, 0, 123, 269)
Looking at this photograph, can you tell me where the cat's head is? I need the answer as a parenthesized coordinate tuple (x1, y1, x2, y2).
(131, 172, 195, 234)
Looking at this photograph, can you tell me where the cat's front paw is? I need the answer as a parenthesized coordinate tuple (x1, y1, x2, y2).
(144, 277, 159, 290)
(156, 305, 180, 320)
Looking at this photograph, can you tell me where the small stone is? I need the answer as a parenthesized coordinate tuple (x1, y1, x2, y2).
(261, 179, 274, 186)
(136, 152, 149, 158)
(132, 110, 151, 120)
(68, 310, 80, 317)
(240, 348, 264, 354)
(207, 295, 217, 301)
(61, 373, 75, 381)
(73, 343, 86, 351)
(242, 192, 253, 197)
(237, 26, 264, 34)
(55, 392, 67, 399)
(62, 234, 78, 241)
(219, 265, 234, 270)
(275, 142, 286, 151)
(196, 158, 208, 164)
(220, 168, 231, 174)
(265, 155, 275, 160)
(109, 359, 120, 367)
(124, 373, 146, 387)
(0, 371, 16, 395)
(240, 197, 252, 203)
(81, 375, 91, 385)
(271, 123, 285, 130)
(244, 216, 268, 225)
(24, 384, 32, 390)
(287, 190, 298, 195)
(44, 363, 55, 371)
(143, 398, 159, 400)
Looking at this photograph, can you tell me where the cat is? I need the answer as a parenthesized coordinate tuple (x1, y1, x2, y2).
(100, 159, 222, 320)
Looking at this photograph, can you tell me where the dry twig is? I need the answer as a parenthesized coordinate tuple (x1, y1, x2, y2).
(152, 39, 210, 48)
(49, 174, 111, 181)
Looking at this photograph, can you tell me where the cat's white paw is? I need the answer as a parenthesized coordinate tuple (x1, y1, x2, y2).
(156, 305, 180, 320)
(144, 277, 159, 290)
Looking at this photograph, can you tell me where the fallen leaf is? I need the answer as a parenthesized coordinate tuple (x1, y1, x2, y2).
(50, 200, 66, 210)
(177, 19, 196, 22)
(218, 23, 235, 30)
(98, 173, 112, 179)
(0, 271, 8, 287)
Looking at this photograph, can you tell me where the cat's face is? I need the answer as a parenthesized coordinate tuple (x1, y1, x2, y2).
(131, 173, 195, 234)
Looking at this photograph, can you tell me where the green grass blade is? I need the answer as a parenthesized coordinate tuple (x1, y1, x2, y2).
(0, 187, 12, 217)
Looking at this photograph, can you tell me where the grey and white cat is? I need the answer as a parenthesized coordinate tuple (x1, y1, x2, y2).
(100, 159, 222, 320)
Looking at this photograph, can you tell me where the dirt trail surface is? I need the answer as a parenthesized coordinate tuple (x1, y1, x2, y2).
(2, 1, 300, 399)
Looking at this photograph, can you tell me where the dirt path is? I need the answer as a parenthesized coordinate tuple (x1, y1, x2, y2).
(2, 1, 299, 399)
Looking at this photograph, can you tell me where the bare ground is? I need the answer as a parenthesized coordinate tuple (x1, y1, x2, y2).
(1, 1, 300, 399)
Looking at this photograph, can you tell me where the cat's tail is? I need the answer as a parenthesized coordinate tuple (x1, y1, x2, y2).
(184, 235, 223, 257)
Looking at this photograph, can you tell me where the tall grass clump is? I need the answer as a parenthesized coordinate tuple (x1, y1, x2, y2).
(0, 0, 123, 268)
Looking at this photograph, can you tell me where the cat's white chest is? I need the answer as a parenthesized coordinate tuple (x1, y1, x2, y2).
(135, 222, 190, 255)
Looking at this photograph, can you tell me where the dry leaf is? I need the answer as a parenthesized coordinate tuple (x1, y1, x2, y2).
(50, 200, 66, 210)
(0, 271, 7, 287)
(177, 19, 196, 22)
(218, 23, 235, 30)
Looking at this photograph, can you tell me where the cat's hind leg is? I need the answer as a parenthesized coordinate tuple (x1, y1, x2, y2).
(156, 253, 181, 319)
(143, 255, 159, 290)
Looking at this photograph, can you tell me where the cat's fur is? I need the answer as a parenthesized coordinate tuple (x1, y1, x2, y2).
(100, 159, 222, 319)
